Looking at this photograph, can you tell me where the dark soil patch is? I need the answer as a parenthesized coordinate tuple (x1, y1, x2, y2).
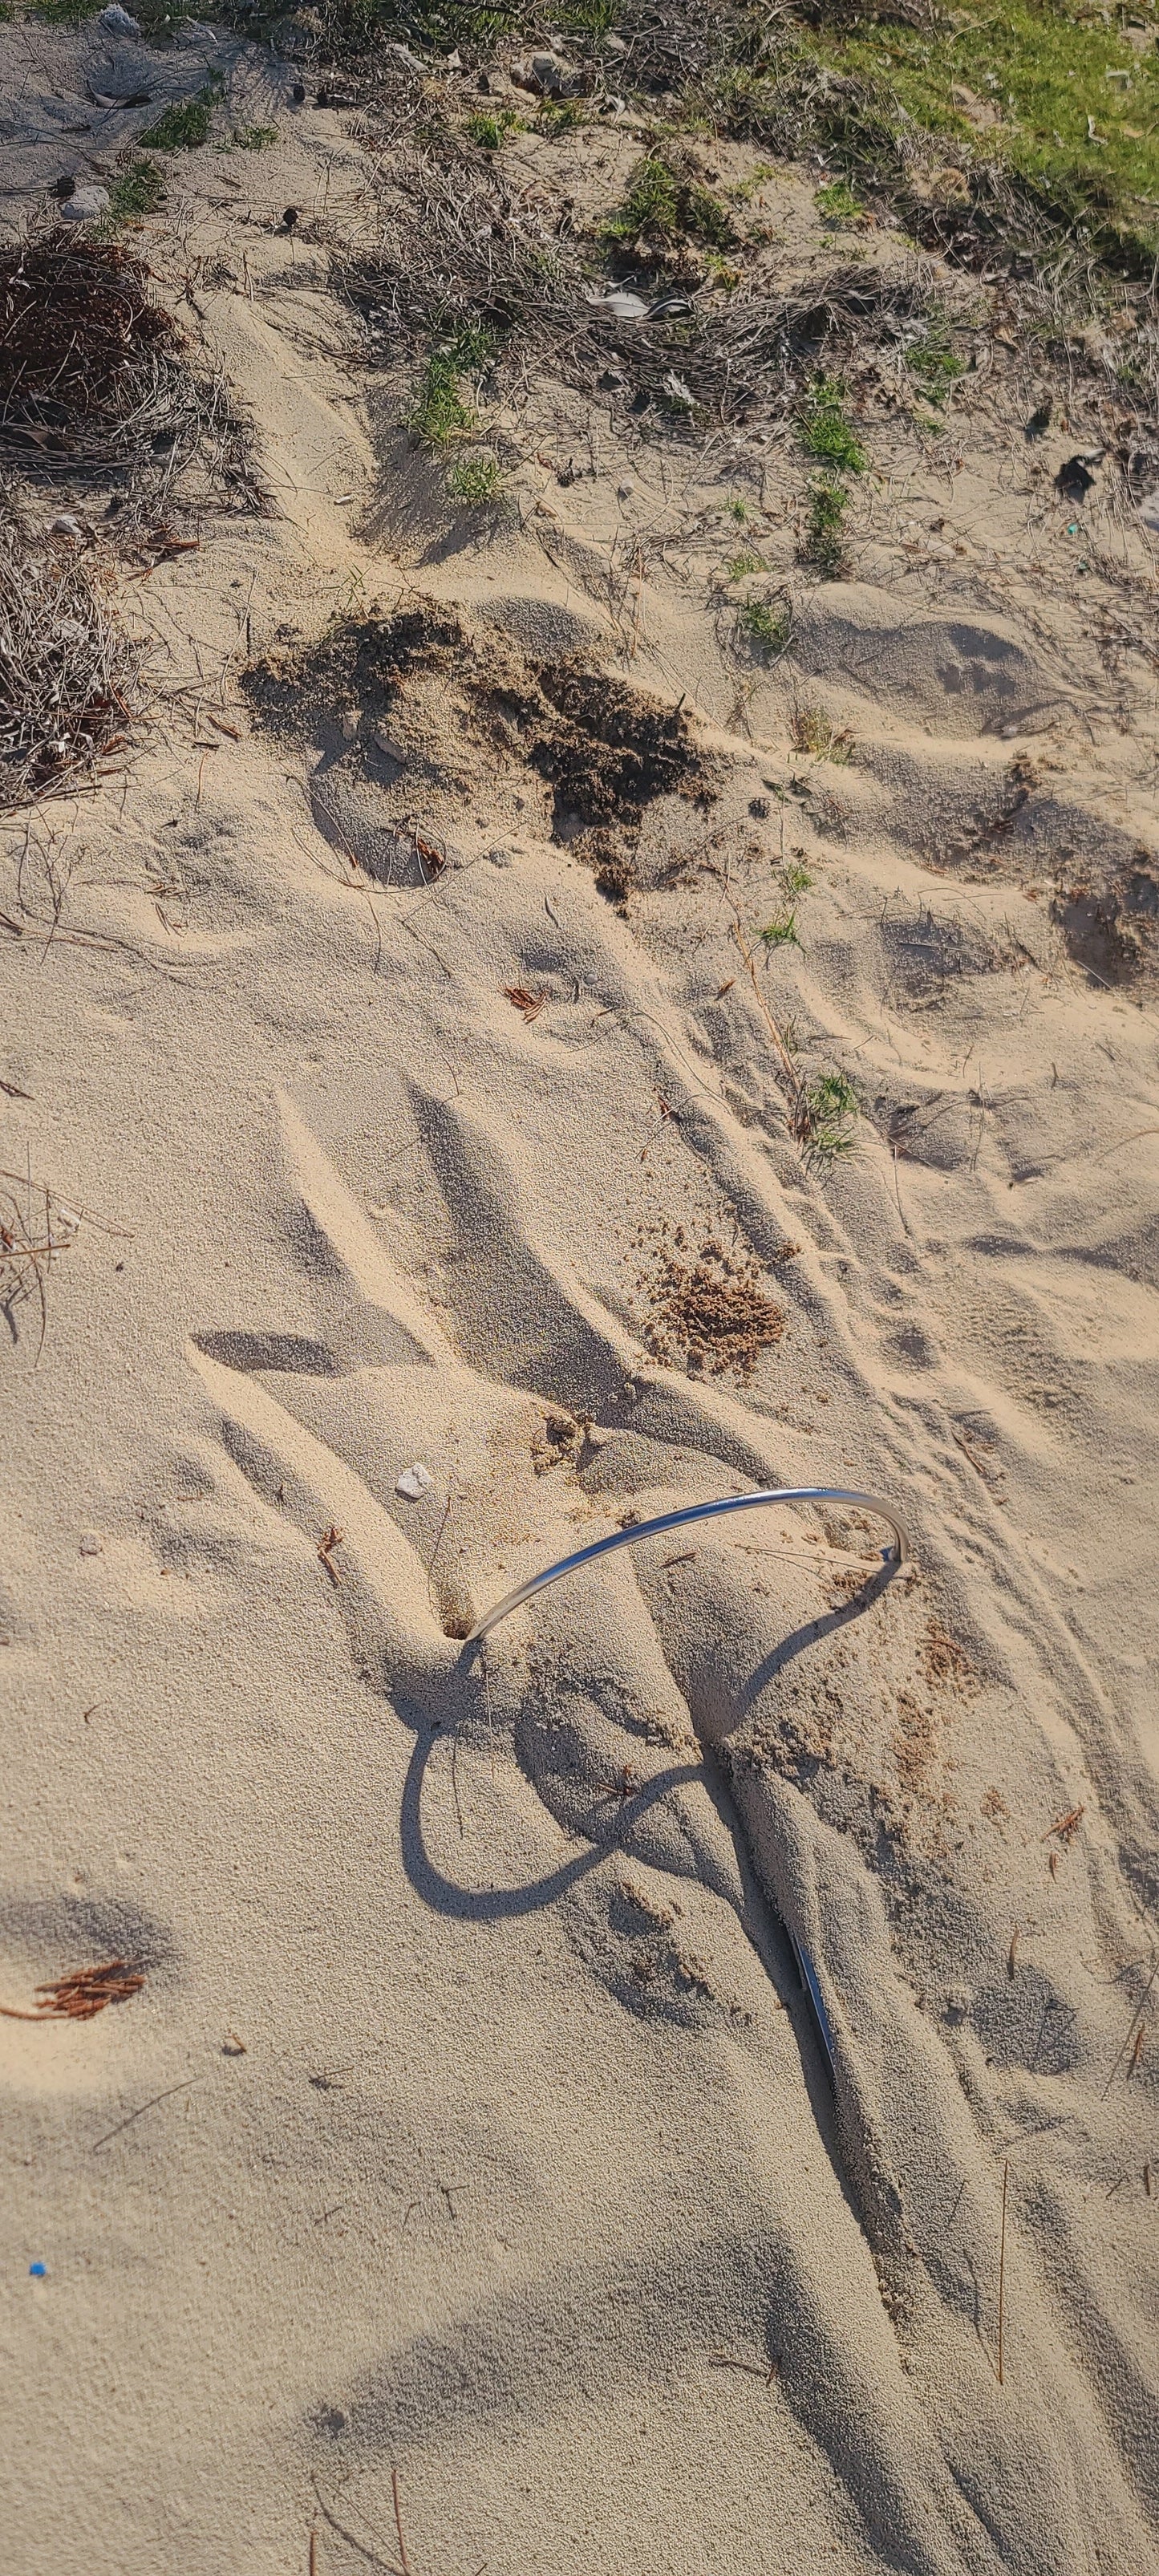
(243, 602, 712, 899)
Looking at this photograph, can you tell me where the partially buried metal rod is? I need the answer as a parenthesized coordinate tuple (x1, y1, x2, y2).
(464, 1484, 907, 1643)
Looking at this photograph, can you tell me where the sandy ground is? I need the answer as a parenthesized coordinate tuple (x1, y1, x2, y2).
(2, 21, 1159, 2576)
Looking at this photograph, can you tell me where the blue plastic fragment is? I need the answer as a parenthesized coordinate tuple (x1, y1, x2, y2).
(29, 2262, 47, 2278)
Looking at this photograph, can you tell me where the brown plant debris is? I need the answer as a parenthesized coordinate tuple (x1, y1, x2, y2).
(0, 234, 183, 459)
(0, 233, 264, 513)
(1041, 1802, 1085, 1844)
(0, 1959, 145, 2021)
(503, 984, 546, 1022)
(638, 1234, 784, 1380)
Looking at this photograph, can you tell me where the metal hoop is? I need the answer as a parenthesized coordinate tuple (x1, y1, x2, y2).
(465, 1486, 907, 1643)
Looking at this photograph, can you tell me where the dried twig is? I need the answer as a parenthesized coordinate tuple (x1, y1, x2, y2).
(391, 2468, 413, 2576)
(997, 2158, 1009, 2387)
(1041, 1803, 1085, 1844)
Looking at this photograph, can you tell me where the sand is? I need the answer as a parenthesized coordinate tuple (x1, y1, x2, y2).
(2, 21, 1158, 2576)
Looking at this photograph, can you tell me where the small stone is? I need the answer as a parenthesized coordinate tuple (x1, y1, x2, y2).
(98, 4, 141, 30)
(339, 707, 359, 740)
(222, 2030, 247, 2055)
(61, 188, 111, 225)
(79, 1532, 103, 1557)
(371, 725, 406, 764)
(395, 1463, 433, 1501)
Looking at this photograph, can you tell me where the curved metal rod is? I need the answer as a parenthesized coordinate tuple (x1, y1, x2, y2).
(465, 1486, 908, 1643)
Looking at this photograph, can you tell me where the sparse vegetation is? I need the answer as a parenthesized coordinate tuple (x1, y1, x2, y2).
(792, 706, 853, 763)
(782, 859, 813, 896)
(815, 178, 862, 225)
(604, 152, 734, 253)
(799, 377, 866, 476)
(465, 109, 521, 150)
(229, 124, 279, 152)
(139, 89, 217, 151)
(739, 598, 790, 659)
(727, 551, 762, 581)
(108, 157, 166, 221)
(410, 323, 495, 444)
(446, 452, 504, 502)
(760, 909, 800, 949)
(905, 320, 967, 408)
(803, 478, 849, 581)
(795, 1069, 860, 1169)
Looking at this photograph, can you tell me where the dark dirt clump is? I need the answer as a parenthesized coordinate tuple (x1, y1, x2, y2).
(637, 1235, 786, 1380)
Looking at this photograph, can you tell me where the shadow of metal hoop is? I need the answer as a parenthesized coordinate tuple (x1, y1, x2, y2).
(466, 1486, 908, 1644)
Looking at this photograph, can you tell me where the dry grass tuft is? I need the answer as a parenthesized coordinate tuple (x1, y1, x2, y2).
(0, 1166, 85, 1355)
(0, 501, 141, 805)
(0, 232, 264, 516)
(342, 134, 930, 435)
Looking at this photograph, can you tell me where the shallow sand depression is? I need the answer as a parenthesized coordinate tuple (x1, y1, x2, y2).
(2, 16, 1158, 2574)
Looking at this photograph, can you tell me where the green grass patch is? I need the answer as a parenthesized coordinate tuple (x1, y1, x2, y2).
(465, 108, 521, 149)
(760, 908, 800, 948)
(815, 177, 862, 225)
(799, 376, 867, 475)
(411, 322, 496, 444)
(229, 124, 279, 152)
(139, 89, 217, 151)
(727, 550, 763, 580)
(782, 859, 813, 896)
(446, 452, 504, 502)
(31, 0, 97, 22)
(807, 0, 1159, 265)
(739, 598, 790, 659)
(107, 157, 166, 221)
(604, 152, 734, 251)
